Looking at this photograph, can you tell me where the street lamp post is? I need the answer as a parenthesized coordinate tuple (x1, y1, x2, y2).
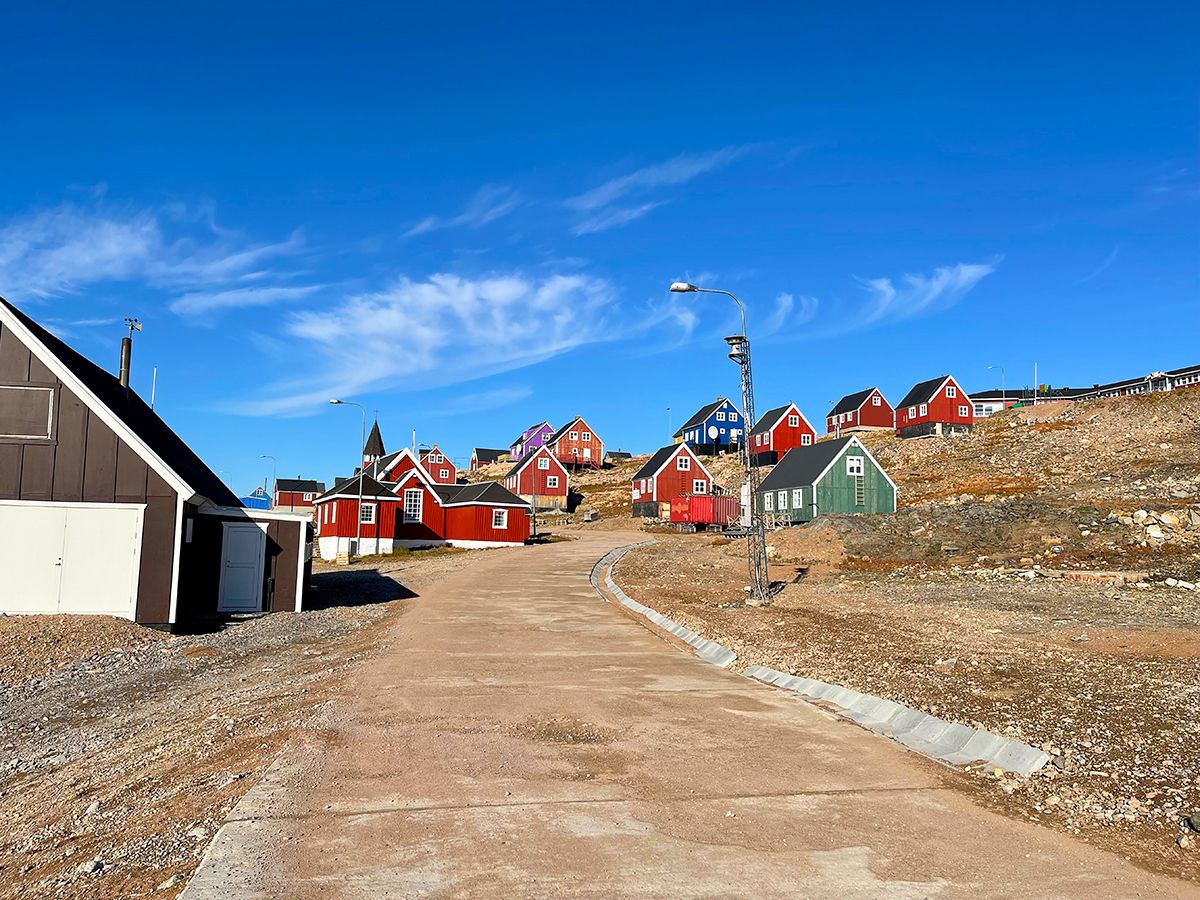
(259, 454, 277, 508)
(988, 364, 1006, 414)
(330, 399, 366, 558)
(670, 282, 771, 605)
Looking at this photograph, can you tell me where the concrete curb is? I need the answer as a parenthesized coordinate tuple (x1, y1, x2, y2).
(593, 540, 737, 669)
(744, 664, 1050, 775)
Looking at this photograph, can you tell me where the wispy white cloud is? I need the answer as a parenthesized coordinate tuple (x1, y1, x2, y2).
(0, 202, 306, 310)
(569, 147, 748, 212)
(859, 262, 996, 326)
(1071, 246, 1119, 286)
(405, 186, 521, 237)
(763, 292, 818, 334)
(169, 284, 323, 316)
(571, 202, 667, 235)
(239, 272, 626, 416)
(428, 386, 533, 417)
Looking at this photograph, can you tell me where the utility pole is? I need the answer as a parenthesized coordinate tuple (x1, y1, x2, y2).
(670, 282, 771, 605)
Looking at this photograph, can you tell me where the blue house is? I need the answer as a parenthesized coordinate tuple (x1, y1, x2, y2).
(239, 486, 271, 510)
(673, 397, 744, 456)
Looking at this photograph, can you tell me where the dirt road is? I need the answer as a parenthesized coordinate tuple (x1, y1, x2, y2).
(184, 533, 1196, 898)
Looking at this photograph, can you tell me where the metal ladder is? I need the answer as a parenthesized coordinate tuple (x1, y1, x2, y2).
(854, 474, 865, 507)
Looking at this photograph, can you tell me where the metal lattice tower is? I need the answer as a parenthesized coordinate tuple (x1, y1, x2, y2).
(725, 332, 771, 605)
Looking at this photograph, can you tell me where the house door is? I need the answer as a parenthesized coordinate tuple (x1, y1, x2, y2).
(218, 523, 267, 612)
(582, 447, 591, 462)
(0, 501, 143, 618)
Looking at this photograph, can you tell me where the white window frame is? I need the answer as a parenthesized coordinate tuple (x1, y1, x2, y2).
(692, 479, 707, 494)
(0, 384, 55, 440)
(331, 504, 337, 523)
(787, 414, 800, 427)
(764, 492, 774, 511)
(728, 411, 739, 422)
(918, 403, 928, 416)
(677, 455, 691, 471)
(569, 430, 579, 440)
(946, 385, 957, 398)
(360, 503, 377, 525)
(777, 490, 787, 510)
(492, 508, 508, 529)
(792, 488, 803, 507)
(958, 405, 969, 417)
(440, 468, 450, 479)
(846, 455, 864, 476)
(546, 475, 559, 489)
(908, 406, 916, 417)
(403, 489, 423, 523)
(801, 434, 813, 446)
(581, 431, 591, 442)
(537, 457, 550, 470)
(303, 492, 314, 501)
(872, 395, 881, 406)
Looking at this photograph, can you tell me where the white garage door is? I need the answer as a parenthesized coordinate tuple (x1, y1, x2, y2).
(0, 502, 144, 619)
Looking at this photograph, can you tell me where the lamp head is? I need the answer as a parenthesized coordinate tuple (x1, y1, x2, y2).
(669, 282, 698, 293)
(329, 399, 343, 405)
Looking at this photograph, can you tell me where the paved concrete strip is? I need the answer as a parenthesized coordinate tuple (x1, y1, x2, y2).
(745, 664, 1050, 775)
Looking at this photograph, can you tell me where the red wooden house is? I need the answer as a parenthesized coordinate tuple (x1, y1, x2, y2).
(313, 475, 404, 559)
(826, 388, 894, 435)
(631, 443, 715, 518)
(895, 375, 974, 438)
(505, 446, 570, 510)
(749, 403, 816, 466)
(546, 415, 603, 469)
(419, 444, 457, 484)
(273, 478, 325, 515)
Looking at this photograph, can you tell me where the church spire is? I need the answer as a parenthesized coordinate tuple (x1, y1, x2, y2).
(363, 419, 385, 465)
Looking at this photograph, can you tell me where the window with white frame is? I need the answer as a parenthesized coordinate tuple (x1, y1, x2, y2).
(946, 385, 957, 398)
(716, 411, 725, 421)
(581, 431, 591, 441)
(958, 405, 969, 417)
(403, 489, 422, 522)
(569, 431, 579, 440)
(801, 434, 813, 446)
(677, 455, 691, 470)
(764, 492, 773, 511)
(908, 406, 916, 417)
(872, 395, 881, 406)
(974, 403, 985, 416)
(492, 508, 508, 529)
(331, 504, 337, 523)
(777, 490, 787, 510)
(537, 457, 550, 470)
(693, 479, 707, 493)
(792, 488, 803, 507)
(546, 475, 559, 489)
(918, 403, 928, 416)
(440, 469, 450, 479)
(303, 492, 314, 501)
(728, 412, 738, 422)
(360, 503, 376, 525)
(788, 414, 799, 427)
(0, 384, 55, 440)
(846, 455, 864, 476)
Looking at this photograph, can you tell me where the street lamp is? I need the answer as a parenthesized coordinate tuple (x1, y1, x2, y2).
(259, 454, 277, 507)
(669, 281, 770, 605)
(330, 399, 366, 558)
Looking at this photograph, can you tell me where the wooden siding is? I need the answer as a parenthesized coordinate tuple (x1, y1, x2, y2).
(550, 417, 603, 468)
(895, 377, 973, 431)
(507, 449, 568, 498)
(756, 444, 895, 523)
(826, 389, 895, 433)
(445, 505, 529, 543)
(0, 319, 179, 624)
(632, 445, 712, 512)
(419, 449, 457, 484)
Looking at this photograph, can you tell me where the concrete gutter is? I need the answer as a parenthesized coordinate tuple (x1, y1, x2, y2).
(595, 541, 1049, 776)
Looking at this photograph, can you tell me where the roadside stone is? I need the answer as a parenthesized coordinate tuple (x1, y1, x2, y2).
(78, 858, 104, 876)
(157, 874, 183, 890)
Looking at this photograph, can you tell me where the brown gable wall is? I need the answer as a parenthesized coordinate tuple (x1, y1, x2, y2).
(0, 320, 178, 624)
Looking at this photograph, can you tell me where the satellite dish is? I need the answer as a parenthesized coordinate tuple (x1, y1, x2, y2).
(707, 425, 719, 440)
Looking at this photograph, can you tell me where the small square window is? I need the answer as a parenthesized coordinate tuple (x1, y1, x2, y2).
(581, 432, 591, 441)
(788, 414, 799, 427)
(946, 385, 957, 398)
(958, 405, 969, 417)
(440, 468, 450, 479)
(303, 492, 314, 501)
(918, 403, 928, 416)
(677, 456, 691, 471)
(537, 457, 550, 470)
(360, 503, 377, 525)
(846, 456, 864, 476)
(546, 475, 559, 488)
(728, 412, 738, 422)
(693, 479, 707, 494)
(569, 431, 579, 440)
(715, 411, 725, 421)
(872, 395, 881, 406)
(801, 434, 812, 446)
(908, 406, 916, 417)
(492, 509, 508, 529)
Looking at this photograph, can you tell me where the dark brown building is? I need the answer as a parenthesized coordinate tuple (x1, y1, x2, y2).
(0, 297, 311, 627)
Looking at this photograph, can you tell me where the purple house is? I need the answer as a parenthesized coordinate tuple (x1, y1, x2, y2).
(508, 421, 554, 462)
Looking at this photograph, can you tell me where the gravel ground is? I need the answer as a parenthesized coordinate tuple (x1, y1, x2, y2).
(0, 548, 469, 899)
(614, 534, 1200, 884)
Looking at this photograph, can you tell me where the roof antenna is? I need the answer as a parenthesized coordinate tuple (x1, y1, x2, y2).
(119, 317, 141, 390)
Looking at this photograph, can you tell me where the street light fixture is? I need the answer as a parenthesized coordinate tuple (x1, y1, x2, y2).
(669, 281, 770, 605)
(330, 398, 366, 559)
(259, 454, 277, 508)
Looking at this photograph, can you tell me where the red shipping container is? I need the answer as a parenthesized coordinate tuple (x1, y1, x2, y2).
(670, 494, 739, 526)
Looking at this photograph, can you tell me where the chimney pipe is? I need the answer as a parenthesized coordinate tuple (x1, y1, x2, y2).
(119, 337, 132, 389)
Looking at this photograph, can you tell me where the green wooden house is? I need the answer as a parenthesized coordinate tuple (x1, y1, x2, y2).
(755, 436, 896, 524)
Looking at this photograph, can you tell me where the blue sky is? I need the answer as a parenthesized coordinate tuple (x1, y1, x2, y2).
(1, 2, 1196, 494)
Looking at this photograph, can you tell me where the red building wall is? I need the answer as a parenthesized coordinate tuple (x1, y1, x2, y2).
(551, 418, 603, 468)
(445, 505, 530, 544)
(507, 451, 569, 498)
(276, 490, 316, 508)
(315, 496, 399, 541)
(420, 449, 458, 484)
(643, 448, 711, 503)
(895, 377, 973, 430)
(392, 481, 447, 543)
(826, 390, 894, 433)
(765, 406, 816, 454)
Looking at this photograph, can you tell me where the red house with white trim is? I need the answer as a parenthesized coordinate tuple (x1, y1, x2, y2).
(505, 446, 570, 510)
(419, 444, 457, 484)
(631, 443, 714, 518)
(826, 388, 894, 435)
(749, 403, 816, 466)
(546, 415, 603, 469)
(895, 375, 974, 438)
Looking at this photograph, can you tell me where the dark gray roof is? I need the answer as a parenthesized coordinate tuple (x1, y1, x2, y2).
(363, 420, 385, 458)
(969, 387, 1091, 402)
(1, 297, 241, 507)
(472, 447, 506, 464)
(897, 376, 951, 409)
(827, 388, 878, 417)
(547, 416, 582, 446)
(759, 438, 854, 493)
(750, 405, 790, 438)
(673, 398, 728, 438)
(632, 445, 681, 481)
(606, 450, 632, 461)
(316, 474, 397, 501)
(276, 478, 325, 494)
(433, 481, 529, 507)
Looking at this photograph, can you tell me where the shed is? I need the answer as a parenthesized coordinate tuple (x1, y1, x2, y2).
(0, 297, 310, 626)
(756, 437, 896, 525)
